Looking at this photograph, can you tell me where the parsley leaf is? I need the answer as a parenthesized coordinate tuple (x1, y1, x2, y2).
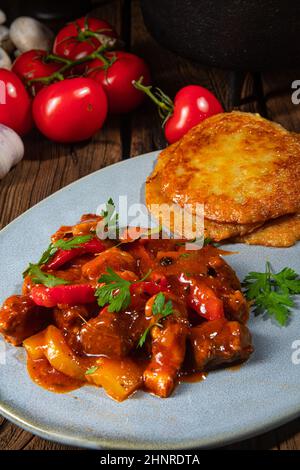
(152, 292, 173, 319)
(53, 235, 92, 251)
(137, 326, 152, 348)
(96, 267, 131, 312)
(138, 293, 174, 347)
(100, 198, 119, 235)
(176, 236, 213, 247)
(27, 264, 70, 288)
(85, 365, 99, 375)
(95, 267, 151, 313)
(243, 262, 300, 326)
(179, 253, 191, 259)
(23, 234, 93, 277)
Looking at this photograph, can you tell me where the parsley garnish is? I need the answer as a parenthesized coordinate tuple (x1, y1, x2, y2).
(27, 264, 70, 288)
(23, 234, 92, 277)
(176, 236, 213, 247)
(52, 235, 92, 251)
(138, 293, 174, 347)
(85, 366, 99, 375)
(95, 267, 151, 313)
(96, 267, 132, 313)
(100, 198, 119, 235)
(243, 262, 300, 326)
(179, 253, 191, 259)
(152, 292, 173, 317)
(203, 237, 213, 246)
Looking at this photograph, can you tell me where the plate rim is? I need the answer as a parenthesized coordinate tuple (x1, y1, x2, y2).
(0, 397, 299, 449)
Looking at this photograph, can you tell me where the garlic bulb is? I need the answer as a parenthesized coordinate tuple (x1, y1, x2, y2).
(10, 17, 54, 52)
(0, 10, 6, 25)
(0, 25, 14, 54)
(0, 47, 11, 69)
(0, 124, 24, 179)
(0, 25, 8, 41)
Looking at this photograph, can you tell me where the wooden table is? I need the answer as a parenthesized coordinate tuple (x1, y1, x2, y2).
(1, 0, 300, 451)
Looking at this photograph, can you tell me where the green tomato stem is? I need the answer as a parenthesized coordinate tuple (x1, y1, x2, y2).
(132, 76, 174, 120)
(27, 44, 112, 87)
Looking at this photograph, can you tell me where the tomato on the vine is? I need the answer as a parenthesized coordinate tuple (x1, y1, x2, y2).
(86, 51, 151, 114)
(133, 79, 224, 144)
(53, 17, 117, 61)
(164, 85, 224, 143)
(0, 68, 33, 136)
(12, 50, 62, 95)
(32, 77, 107, 143)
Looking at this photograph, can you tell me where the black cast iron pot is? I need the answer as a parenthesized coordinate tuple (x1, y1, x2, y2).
(140, 0, 300, 71)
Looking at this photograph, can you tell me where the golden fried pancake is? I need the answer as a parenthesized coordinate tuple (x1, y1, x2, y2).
(148, 112, 300, 224)
(145, 170, 262, 241)
(234, 213, 300, 247)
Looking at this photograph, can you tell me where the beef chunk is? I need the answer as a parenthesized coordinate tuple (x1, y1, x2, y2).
(190, 319, 253, 371)
(53, 303, 98, 353)
(80, 306, 147, 358)
(0, 295, 51, 346)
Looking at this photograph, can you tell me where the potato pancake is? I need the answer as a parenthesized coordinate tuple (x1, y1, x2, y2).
(234, 213, 300, 247)
(148, 112, 300, 224)
(145, 170, 262, 241)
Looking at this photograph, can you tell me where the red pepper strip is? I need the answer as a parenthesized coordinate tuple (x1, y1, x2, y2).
(47, 237, 106, 270)
(30, 284, 96, 307)
(188, 283, 224, 321)
(130, 276, 169, 296)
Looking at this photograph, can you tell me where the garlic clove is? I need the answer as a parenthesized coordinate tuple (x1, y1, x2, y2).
(0, 47, 12, 69)
(0, 25, 14, 54)
(0, 124, 24, 179)
(0, 10, 6, 25)
(9, 16, 54, 53)
(0, 25, 9, 42)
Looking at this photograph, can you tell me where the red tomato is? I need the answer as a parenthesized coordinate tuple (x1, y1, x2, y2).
(32, 78, 108, 143)
(164, 85, 223, 143)
(86, 51, 151, 114)
(12, 50, 61, 95)
(53, 17, 117, 61)
(0, 68, 32, 135)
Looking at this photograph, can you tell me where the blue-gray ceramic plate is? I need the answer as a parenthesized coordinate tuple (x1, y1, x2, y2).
(0, 151, 300, 449)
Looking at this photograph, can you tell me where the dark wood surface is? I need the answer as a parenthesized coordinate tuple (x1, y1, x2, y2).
(1, 0, 300, 451)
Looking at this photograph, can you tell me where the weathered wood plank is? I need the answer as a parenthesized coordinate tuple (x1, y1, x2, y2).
(0, 420, 33, 450)
(262, 68, 300, 131)
(23, 436, 81, 450)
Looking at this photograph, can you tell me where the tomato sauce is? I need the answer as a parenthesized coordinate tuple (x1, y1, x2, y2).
(27, 357, 84, 393)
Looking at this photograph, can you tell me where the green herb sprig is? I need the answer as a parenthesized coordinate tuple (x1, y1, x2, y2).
(243, 262, 300, 326)
(138, 292, 174, 347)
(85, 365, 99, 375)
(23, 234, 93, 277)
(100, 197, 119, 234)
(95, 267, 151, 313)
(26, 264, 70, 288)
